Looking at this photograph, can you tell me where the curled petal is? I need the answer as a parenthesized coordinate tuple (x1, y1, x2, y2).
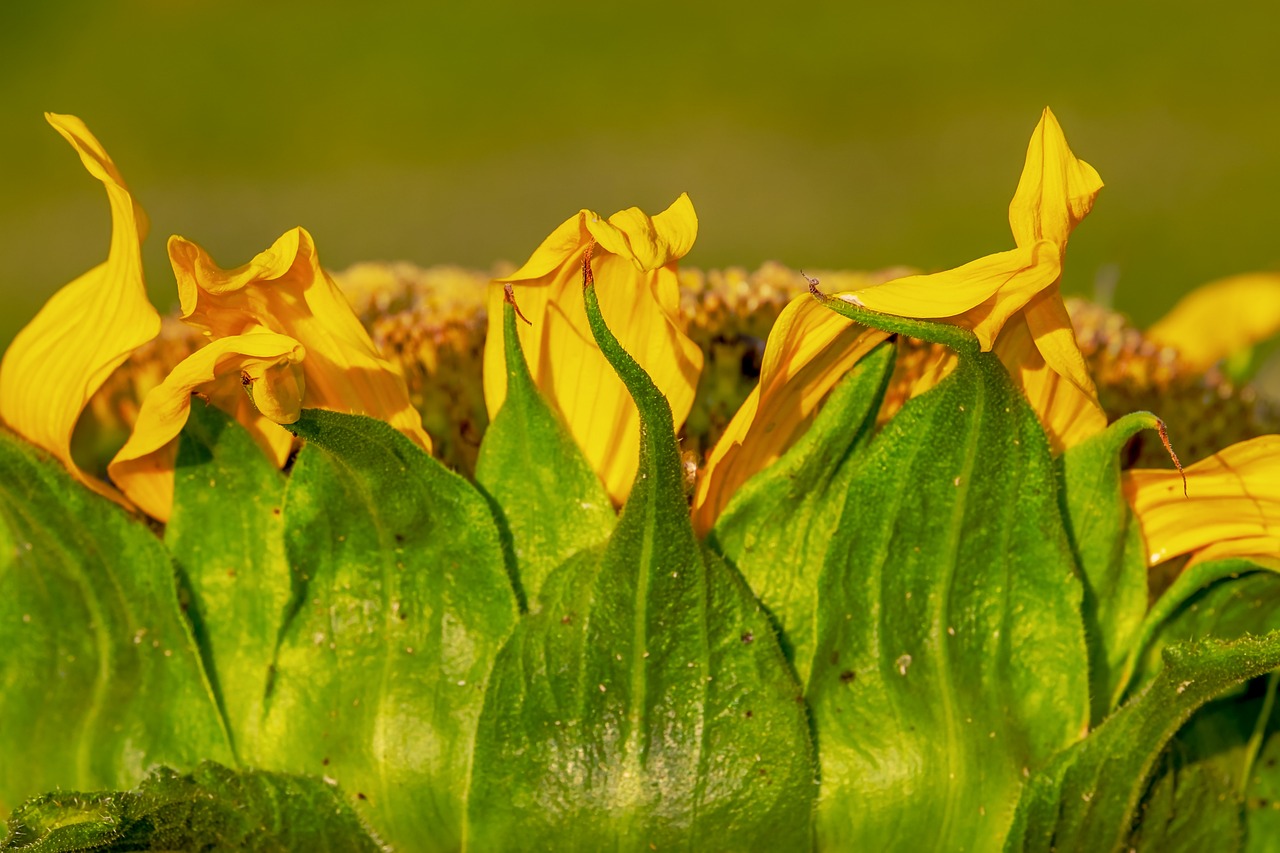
(839, 241, 1061, 350)
(587, 193, 698, 271)
(168, 228, 430, 451)
(1008, 107, 1104, 249)
(1124, 435, 1280, 567)
(0, 113, 159, 501)
(994, 315, 1106, 452)
(1020, 286, 1101, 407)
(1147, 273, 1280, 371)
(108, 334, 306, 521)
(693, 293, 888, 534)
(483, 195, 702, 503)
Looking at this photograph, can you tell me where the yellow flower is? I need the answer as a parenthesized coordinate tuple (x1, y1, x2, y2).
(0, 113, 160, 503)
(840, 107, 1107, 450)
(1124, 436, 1280, 566)
(1146, 272, 1280, 371)
(108, 228, 430, 519)
(692, 287, 887, 535)
(483, 194, 703, 504)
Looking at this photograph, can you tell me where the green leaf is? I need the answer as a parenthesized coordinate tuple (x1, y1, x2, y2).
(476, 298, 616, 602)
(165, 402, 290, 761)
(465, 280, 816, 849)
(1128, 691, 1264, 852)
(259, 410, 518, 852)
(1, 762, 381, 851)
(708, 340, 895, 683)
(1058, 412, 1160, 721)
(1006, 632, 1280, 853)
(1245, 685, 1280, 852)
(1131, 744, 1245, 852)
(1123, 560, 1280, 701)
(805, 351, 1089, 850)
(0, 428, 232, 812)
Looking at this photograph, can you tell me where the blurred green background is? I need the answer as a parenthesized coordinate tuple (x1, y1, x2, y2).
(2, 1, 1277, 347)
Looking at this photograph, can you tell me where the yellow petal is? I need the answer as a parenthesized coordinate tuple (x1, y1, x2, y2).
(839, 241, 1061, 350)
(1007, 107, 1104, 249)
(692, 293, 888, 534)
(994, 314, 1106, 452)
(588, 193, 698, 271)
(168, 228, 431, 452)
(0, 114, 159, 501)
(1124, 435, 1280, 567)
(1020, 285, 1100, 403)
(1146, 273, 1280, 371)
(108, 334, 305, 521)
(484, 196, 703, 504)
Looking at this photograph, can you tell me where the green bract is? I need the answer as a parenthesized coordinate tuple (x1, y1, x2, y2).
(2, 293, 1279, 852)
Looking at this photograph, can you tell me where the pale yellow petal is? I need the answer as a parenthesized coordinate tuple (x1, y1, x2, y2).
(1124, 435, 1280, 567)
(169, 228, 431, 451)
(0, 114, 159, 501)
(693, 293, 888, 534)
(485, 196, 703, 504)
(1147, 273, 1280, 371)
(994, 315, 1107, 452)
(839, 241, 1061, 350)
(108, 334, 305, 521)
(1008, 107, 1104, 249)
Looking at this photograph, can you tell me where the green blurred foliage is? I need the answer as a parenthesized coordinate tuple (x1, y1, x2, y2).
(1, 0, 1278, 346)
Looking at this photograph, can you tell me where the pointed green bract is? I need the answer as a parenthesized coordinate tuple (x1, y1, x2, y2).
(165, 403, 290, 761)
(1006, 632, 1280, 852)
(476, 299, 616, 602)
(1058, 411, 1160, 721)
(806, 351, 1089, 851)
(466, 281, 816, 849)
(0, 428, 232, 813)
(1, 762, 381, 852)
(709, 341, 895, 682)
(257, 410, 518, 852)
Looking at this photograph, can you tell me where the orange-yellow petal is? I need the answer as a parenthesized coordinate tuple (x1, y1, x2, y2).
(1146, 273, 1280, 371)
(0, 113, 159, 501)
(168, 228, 430, 451)
(1124, 435, 1280, 567)
(993, 315, 1106, 452)
(1007, 107, 1104, 250)
(483, 195, 703, 504)
(693, 293, 888, 534)
(108, 333, 305, 521)
(838, 241, 1061, 350)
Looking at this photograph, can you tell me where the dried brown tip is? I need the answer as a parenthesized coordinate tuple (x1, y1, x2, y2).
(801, 270, 827, 300)
(581, 241, 596, 289)
(1156, 418, 1188, 497)
(503, 282, 532, 325)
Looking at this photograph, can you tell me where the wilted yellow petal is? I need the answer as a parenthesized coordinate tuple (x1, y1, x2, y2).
(0, 113, 159, 501)
(1008, 107, 1104, 250)
(1147, 273, 1280, 371)
(1124, 435, 1280, 567)
(108, 334, 305, 521)
(994, 315, 1106, 452)
(168, 228, 430, 451)
(483, 194, 703, 504)
(693, 293, 888, 534)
